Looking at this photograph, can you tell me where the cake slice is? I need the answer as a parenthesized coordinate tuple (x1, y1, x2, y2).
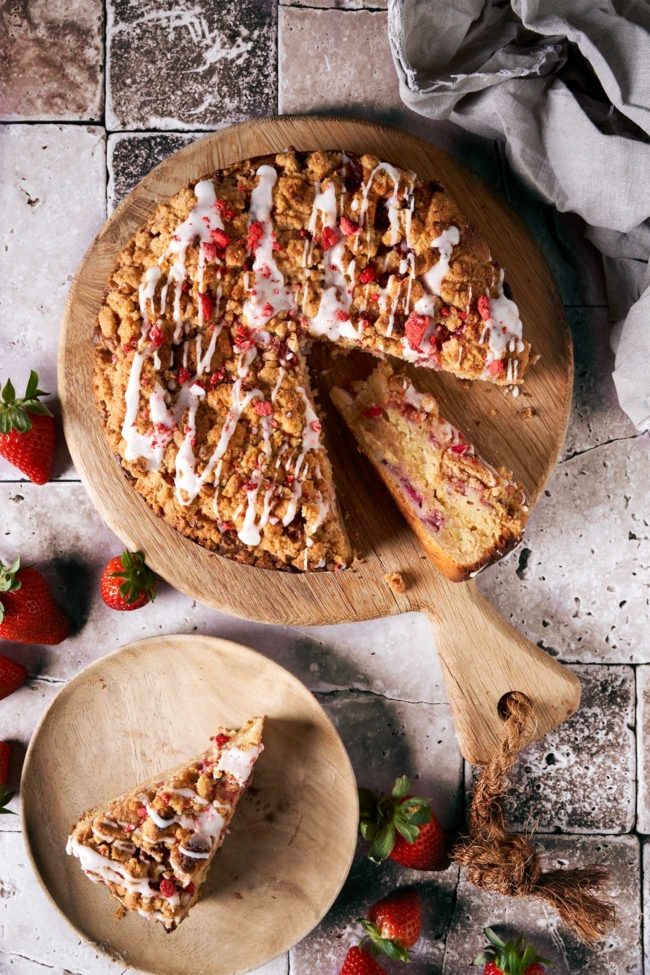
(66, 716, 264, 932)
(331, 364, 527, 580)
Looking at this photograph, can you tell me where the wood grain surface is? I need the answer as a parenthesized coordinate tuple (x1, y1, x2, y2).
(20, 635, 358, 975)
(59, 115, 579, 764)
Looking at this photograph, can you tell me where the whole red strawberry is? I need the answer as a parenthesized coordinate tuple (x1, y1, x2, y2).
(339, 946, 386, 975)
(358, 775, 446, 870)
(0, 558, 70, 645)
(0, 371, 55, 484)
(360, 889, 421, 961)
(100, 550, 156, 611)
(473, 927, 550, 974)
(0, 654, 27, 701)
(0, 741, 14, 815)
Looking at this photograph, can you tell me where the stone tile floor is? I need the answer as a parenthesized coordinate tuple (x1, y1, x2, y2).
(0, 2, 648, 973)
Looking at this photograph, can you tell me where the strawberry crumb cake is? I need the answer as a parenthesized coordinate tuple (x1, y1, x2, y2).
(94, 149, 531, 572)
(331, 364, 528, 580)
(66, 717, 264, 931)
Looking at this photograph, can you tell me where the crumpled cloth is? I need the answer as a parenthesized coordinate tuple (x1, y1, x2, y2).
(388, 0, 650, 430)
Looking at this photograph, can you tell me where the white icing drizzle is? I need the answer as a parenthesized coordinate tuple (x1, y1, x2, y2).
(359, 162, 404, 248)
(164, 180, 223, 342)
(480, 269, 525, 377)
(216, 744, 263, 785)
(422, 225, 460, 297)
(242, 165, 294, 328)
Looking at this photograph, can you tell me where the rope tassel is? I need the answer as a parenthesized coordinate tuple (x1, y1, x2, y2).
(452, 692, 615, 943)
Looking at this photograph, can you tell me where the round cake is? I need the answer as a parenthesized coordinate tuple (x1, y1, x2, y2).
(93, 150, 531, 572)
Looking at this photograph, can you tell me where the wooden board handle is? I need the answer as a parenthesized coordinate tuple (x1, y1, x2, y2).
(422, 581, 581, 765)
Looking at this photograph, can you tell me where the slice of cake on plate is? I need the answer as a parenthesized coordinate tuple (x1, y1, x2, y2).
(331, 364, 527, 580)
(66, 716, 264, 932)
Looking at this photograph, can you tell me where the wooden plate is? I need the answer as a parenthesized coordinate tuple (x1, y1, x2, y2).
(59, 116, 579, 763)
(20, 635, 358, 975)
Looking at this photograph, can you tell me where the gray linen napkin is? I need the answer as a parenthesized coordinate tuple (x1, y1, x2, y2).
(388, 0, 650, 430)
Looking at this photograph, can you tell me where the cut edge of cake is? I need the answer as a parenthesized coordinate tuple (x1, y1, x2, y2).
(331, 363, 528, 581)
(66, 716, 264, 932)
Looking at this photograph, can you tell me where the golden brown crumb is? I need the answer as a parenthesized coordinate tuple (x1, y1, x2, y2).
(384, 571, 406, 594)
(519, 406, 536, 419)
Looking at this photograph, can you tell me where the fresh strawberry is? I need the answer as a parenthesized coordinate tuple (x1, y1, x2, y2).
(359, 775, 446, 870)
(0, 741, 15, 816)
(0, 655, 27, 701)
(100, 551, 156, 611)
(0, 558, 70, 645)
(0, 371, 55, 484)
(339, 946, 386, 975)
(360, 889, 421, 961)
(472, 927, 550, 974)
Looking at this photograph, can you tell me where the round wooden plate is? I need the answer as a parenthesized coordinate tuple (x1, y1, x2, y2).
(59, 116, 579, 764)
(21, 635, 358, 975)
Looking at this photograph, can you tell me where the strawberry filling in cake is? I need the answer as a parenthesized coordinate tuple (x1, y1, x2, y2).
(66, 717, 264, 931)
(94, 150, 531, 572)
(331, 364, 528, 580)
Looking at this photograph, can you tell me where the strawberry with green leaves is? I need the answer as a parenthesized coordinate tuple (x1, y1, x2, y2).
(0, 558, 70, 645)
(100, 550, 156, 611)
(473, 927, 550, 974)
(0, 371, 55, 484)
(0, 741, 15, 815)
(359, 775, 446, 870)
(360, 889, 421, 961)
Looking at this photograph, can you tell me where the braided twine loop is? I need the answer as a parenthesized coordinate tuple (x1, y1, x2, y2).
(452, 692, 615, 943)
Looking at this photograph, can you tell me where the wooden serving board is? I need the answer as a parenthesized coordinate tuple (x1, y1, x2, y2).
(21, 635, 358, 975)
(59, 116, 579, 764)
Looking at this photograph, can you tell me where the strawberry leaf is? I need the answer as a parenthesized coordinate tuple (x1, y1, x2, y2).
(359, 920, 410, 962)
(0, 372, 52, 433)
(391, 774, 410, 798)
(0, 786, 15, 815)
(368, 822, 395, 863)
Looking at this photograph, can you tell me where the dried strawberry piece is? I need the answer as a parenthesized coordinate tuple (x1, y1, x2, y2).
(137, 806, 147, 819)
(177, 367, 191, 385)
(272, 238, 283, 252)
(160, 792, 171, 805)
(258, 264, 272, 280)
(149, 324, 164, 348)
(487, 359, 505, 376)
(335, 308, 350, 322)
(340, 216, 360, 236)
(210, 228, 231, 250)
(369, 292, 380, 302)
(202, 241, 218, 261)
(215, 199, 235, 221)
(159, 878, 176, 899)
(477, 295, 492, 321)
(248, 221, 264, 251)
(299, 228, 312, 240)
(362, 404, 383, 419)
(358, 317, 370, 330)
(458, 310, 467, 321)
(261, 301, 275, 318)
(184, 882, 195, 895)
(255, 400, 273, 416)
(450, 442, 470, 455)
(439, 306, 450, 317)
(199, 292, 214, 320)
(311, 419, 322, 433)
(359, 266, 376, 284)
(320, 226, 339, 250)
(404, 312, 430, 350)
(213, 733, 231, 747)
(234, 324, 254, 349)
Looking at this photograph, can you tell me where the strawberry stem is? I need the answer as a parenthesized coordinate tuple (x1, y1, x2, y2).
(110, 550, 156, 605)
